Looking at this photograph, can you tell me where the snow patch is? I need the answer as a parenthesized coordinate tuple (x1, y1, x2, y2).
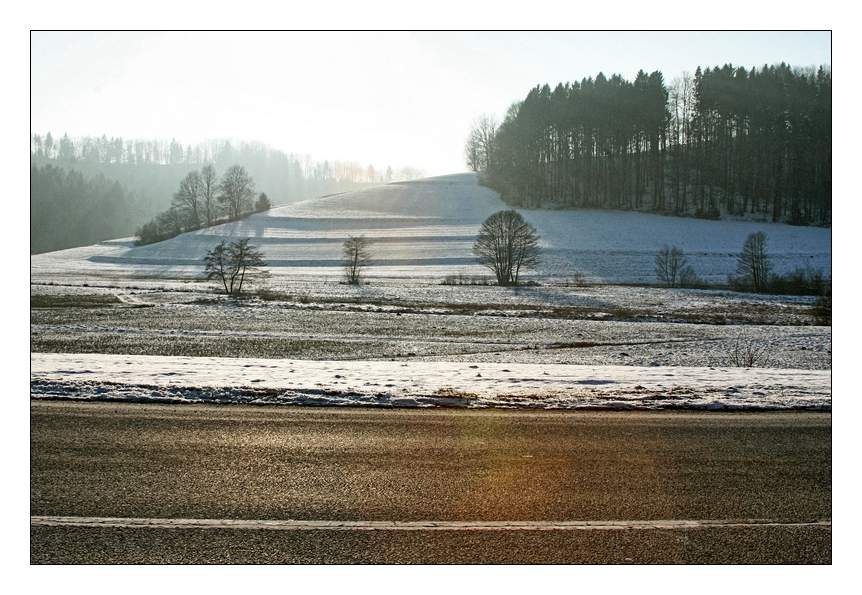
(30, 353, 831, 411)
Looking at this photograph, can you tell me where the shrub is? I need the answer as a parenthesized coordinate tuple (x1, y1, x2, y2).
(679, 266, 703, 288)
(567, 272, 588, 287)
(768, 266, 828, 296)
(655, 245, 689, 287)
(725, 334, 772, 368)
(255, 192, 272, 212)
(812, 289, 832, 325)
(441, 273, 494, 286)
(135, 207, 187, 245)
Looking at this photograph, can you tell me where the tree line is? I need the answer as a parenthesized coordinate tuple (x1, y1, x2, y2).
(467, 63, 831, 225)
(137, 165, 270, 245)
(31, 164, 144, 254)
(31, 134, 424, 253)
(31, 134, 423, 186)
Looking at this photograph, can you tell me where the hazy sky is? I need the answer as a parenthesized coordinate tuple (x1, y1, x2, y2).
(31, 31, 831, 175)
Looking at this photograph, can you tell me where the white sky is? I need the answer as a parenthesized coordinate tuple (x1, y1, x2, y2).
(31, 31, 831, 175)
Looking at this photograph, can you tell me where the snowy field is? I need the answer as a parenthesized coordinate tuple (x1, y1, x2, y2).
(31, 173, 831, 284)
(30, 173, 831, 411)
(31, 282, 831, 368)
(31, 353, 830, 411)
(30, 278, 831, 410)
(31, 278, 822, 324)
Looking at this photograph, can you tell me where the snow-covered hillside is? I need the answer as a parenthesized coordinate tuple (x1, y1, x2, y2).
(31, 173, 831, 284)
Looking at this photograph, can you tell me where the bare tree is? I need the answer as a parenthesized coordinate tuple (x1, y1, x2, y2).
(668, 73, 693, 213)
(473, 210, 540, 286)
(655, 245, 691, 287)
(203, 240, 231, 294)
(228, 239, 267, 295)
(200, 164, 219, 225)
(464, 114, 497, 172)
(172, 170, 203, 227)
(218, 165, 256, 220)
(343, 235, 371, 284)
(736, 232, 771, 292)
(465, 135, 481, 172)
(203, 239, 267, 295)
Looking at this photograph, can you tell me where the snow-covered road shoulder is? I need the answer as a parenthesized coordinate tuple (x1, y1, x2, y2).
(30, 353, 831, 411)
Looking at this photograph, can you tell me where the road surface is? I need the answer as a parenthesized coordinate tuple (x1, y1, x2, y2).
(30, 401, 831, 563)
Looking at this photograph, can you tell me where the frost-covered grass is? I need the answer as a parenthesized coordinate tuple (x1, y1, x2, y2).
(30, 173, 831, 284)
(30, 288, 831, 368)
(30, 278, 822, 325)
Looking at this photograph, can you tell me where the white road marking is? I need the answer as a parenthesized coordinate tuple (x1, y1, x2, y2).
(30, 516, 831, 532)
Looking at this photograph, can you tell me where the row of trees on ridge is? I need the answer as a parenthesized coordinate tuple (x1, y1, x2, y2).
(31, 135, 424, 253)
(31, 134, 423, 186)
(467, 63, 831, 225)
(137, 165, 270, 245)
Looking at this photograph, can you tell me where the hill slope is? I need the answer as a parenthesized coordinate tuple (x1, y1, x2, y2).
(31, 173, 831, 284)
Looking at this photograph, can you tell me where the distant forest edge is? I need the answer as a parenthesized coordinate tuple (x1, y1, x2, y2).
(31, 164, 142, 255)
(466, 63, 831, 226)
(30, 136, 423, 254)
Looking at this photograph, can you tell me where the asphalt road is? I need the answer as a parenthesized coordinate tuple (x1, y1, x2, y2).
(30, 401, 831, 564)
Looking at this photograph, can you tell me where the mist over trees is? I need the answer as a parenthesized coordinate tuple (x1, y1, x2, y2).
(31, 164, 144, 254)
(31, 134, 424, 253)
(200, 164, 219, 225)
(172, 171, 204, 227)
(469, 63, 831, 225)
(255, 193, 272, 212)
(217, 165, 257, 219)
(138, 164, 259, 245)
